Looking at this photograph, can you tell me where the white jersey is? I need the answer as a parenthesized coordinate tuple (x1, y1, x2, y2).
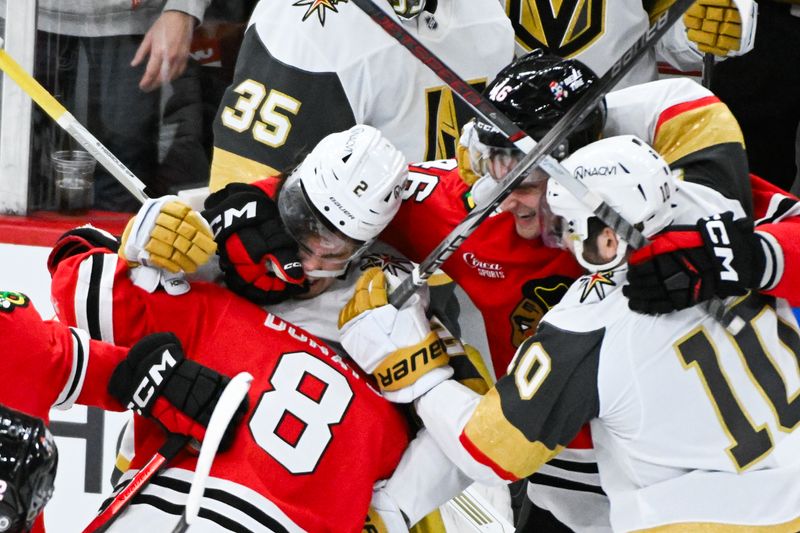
(499, 0, 703, 89)
(210, 0, 514, 191)
(418, 183, 800, 531)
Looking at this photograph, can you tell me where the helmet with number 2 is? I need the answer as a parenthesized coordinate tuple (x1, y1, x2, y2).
(545, 135, 679, 272)
(278, 125, 407, 277)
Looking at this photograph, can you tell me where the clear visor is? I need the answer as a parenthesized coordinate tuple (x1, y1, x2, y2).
(278, 172, 369, 278)
(538, 187, 569, 250)
(467, 133, 545, 187)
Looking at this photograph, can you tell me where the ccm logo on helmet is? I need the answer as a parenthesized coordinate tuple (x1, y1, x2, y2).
(208, 201, 257, 237)
(127, 349, 178, 413)
(702, 215, 738, 282)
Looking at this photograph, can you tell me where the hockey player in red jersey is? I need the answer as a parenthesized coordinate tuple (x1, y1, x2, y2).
(46, 228, 411, 532)
(341, 136, 800, 532)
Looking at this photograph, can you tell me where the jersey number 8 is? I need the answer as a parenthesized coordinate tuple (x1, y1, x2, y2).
(250, 351, 353, 474)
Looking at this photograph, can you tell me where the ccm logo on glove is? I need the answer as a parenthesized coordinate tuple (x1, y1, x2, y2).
(701, 215, 738, 282)
(129, 348, 179, 412)
(207, 201, 258, 237)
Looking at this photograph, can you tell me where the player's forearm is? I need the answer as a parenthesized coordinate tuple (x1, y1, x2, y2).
(415, 381, 511, 487)
(383, 428, 473, 526)
(756, 221, 800, 305)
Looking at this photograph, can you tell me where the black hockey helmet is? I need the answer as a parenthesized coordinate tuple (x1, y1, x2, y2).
(0, 406, 58, 533)
(476, 49, 606, 160)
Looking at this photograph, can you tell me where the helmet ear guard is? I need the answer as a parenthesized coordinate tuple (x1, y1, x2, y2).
(545, 135, 679, 272)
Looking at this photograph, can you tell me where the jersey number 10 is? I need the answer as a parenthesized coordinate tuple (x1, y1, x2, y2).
(676, 296, 800, 470)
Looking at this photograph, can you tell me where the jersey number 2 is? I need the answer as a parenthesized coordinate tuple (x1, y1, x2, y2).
(250, 351, 353, 474)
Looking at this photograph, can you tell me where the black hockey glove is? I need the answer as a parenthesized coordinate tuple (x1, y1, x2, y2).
(624, 212, 766, 314)
(108, 332, 248, 451)
(202, 183, 307, 305)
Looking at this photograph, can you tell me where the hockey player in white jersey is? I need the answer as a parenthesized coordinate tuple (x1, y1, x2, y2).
(105, 125, 504, 531)
(339, 135, 800, 532)
(209, 0, 514, 191)
(500, 0, 757, 89)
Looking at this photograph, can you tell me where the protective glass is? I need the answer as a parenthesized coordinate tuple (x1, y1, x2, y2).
(278, 172, 369, 278)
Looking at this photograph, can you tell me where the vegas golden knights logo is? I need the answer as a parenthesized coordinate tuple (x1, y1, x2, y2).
(506, 0, 606, 57)
(424, 80, 486, 161)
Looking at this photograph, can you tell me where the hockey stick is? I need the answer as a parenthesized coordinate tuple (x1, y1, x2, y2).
(445, 486, 515, 533)
(0, 37, 149, 203)
(172, 372, 253, 533)
(354, 0, 745, 334)
(82, 432, 189, 533)
(702, 52, 714, 88)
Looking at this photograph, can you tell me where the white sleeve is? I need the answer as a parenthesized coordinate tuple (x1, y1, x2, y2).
(654, 21, 704, 73)
(415, 381, 509, 487)
(382, 428, 472, 526)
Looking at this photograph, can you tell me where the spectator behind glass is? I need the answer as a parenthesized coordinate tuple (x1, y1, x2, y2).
(0, 0, 212, 212)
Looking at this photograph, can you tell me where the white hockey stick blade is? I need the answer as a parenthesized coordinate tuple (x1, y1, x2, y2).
(445, 486, 515, 533)
(172, 371, 253, 533)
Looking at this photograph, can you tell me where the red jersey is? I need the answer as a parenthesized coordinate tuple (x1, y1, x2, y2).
(49, 248, 410, 533)
(383, 159, 583, 375)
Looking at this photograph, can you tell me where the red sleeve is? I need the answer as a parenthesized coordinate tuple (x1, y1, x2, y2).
(750, 175, 800, 305)
(0, 293, 127, 419)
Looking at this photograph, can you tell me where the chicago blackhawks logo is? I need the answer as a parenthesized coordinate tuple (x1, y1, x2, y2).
(505, 0, 606, 57)
(294, 0, 348, 26)
(509, 277, 571, 347)
(0, 291, 29, 312)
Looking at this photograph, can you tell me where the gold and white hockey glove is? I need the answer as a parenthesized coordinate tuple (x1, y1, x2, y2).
(684, 0, 757, 57)
(339, 268, 453, 403)
(120, 195, 217, 274)
(456, 121, 482, 187)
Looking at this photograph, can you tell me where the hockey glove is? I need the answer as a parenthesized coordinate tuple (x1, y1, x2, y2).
(120, 195, 217, 274)
(684, 0, 756, 57)
(624, 212, 767, 314)
(339, 268, 453, 403)
(202, 183, 307, 305)
(108, 332, 249, 451)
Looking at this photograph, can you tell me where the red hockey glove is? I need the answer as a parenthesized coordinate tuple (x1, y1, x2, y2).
(202, 183, 307, 305)
(624, 212, 766, 314)
(108, 332, 248, 451)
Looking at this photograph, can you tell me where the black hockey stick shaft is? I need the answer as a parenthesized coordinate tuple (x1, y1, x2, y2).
(352, 0, 695, 306)
(82, 432, 189, 533)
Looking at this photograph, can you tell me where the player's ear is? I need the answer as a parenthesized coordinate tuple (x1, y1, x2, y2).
(594, 227, 619, 264)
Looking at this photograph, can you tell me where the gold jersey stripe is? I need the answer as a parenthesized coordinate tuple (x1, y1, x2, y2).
(635, 514, 800, 533)
(209, 147, 281, 193)
(653, 101, 745, 166)
(463, 388, 563, 479)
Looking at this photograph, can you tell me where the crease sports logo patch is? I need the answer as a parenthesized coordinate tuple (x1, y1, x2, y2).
(294, 0, 348, 26)
(0, 291, 29, 312)
(505, 0, 606, 57)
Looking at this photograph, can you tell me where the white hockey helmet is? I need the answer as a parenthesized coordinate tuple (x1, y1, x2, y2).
(278, 125, 408, 276)
(545, 135, 679, 272)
